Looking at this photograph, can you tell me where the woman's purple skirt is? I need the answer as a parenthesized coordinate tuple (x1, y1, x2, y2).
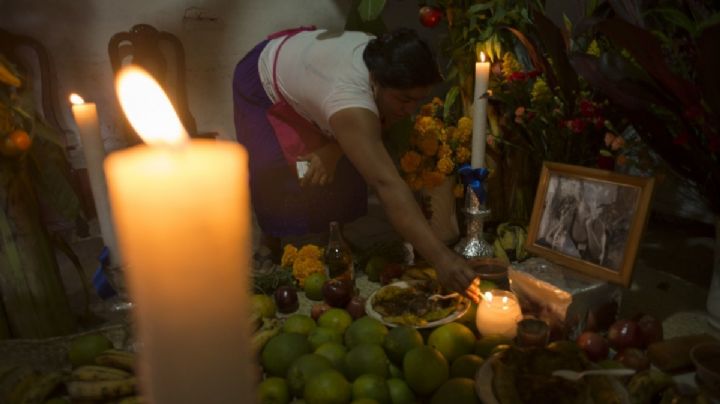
(232, 41, 367, 237)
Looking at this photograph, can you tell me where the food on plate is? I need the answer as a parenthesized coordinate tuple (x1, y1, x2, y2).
(371, 280, 464, 327)
(490, 346, 627, 404)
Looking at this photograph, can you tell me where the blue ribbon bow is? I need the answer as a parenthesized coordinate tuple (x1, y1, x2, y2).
(458, 163, 489, 204)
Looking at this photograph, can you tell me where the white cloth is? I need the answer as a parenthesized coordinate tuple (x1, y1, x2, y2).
(258, 30, 379, 137)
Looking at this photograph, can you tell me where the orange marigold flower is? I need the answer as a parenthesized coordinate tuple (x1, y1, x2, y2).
(400, 151, 423, 173)
(292, 256, 324, 287)
(281, 244, 298, 267)
(438, 143, 452, 159)
(453, 183, 465, 198)
(418, 136, 439, 156)
(414, 116, 440, 134)
(437, 157, 454, 174)
(616, 155, 628, 166)
(405, 174, 424, 191)
(421, 170, 446, 189)
(297, 244, 323, 260)
(456, 146, 471, 163)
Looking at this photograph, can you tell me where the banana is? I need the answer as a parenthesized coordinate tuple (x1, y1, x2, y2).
(0, 366, 39, 404)
(493, 238, 510, 263)
(252, 317, 282, 353)
(95, 349, 136, 372)
(66, 377, 137, 401)
(71, 365, 132, 381)
(17, 370, 67, 404)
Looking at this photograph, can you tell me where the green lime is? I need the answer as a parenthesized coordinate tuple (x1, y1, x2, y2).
(315, 342, 347, 370)
(403, 346, 449, 396)
(450, 354, 484, 379)
(344, 344, 389, 380)
(260, 333, 312, 377)
(364, 256, 388, 282)
(287, 353, 334, 398)
(68, 334, 114, 368)
(252, 294, 277, 318)
(283, 314, 317, 336)
(317, 308, 353, 335)
(383, 326, 424, 365)
(258, 377, 290, 404)
(427, 323, 476, 363)
(304, 272, 328, 301)
(430, 377, 480, 404)
(344, 316, 388, 348)
(304, 369, 352, 404)
(352, 374, 391, 404)
(387, 378, 415, 404)
(308, 327, 343, 350)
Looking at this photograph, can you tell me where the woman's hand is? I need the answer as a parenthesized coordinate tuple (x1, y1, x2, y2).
(298, 142, 343, 187)
(434, 253, 481, 303)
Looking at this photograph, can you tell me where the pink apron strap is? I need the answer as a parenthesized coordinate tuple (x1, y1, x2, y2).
(268, 26, 316, 103)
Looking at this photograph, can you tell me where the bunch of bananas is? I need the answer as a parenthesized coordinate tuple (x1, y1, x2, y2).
(0, 348, 142, 403)
(251, 311, 282, 353)
(493, 222, 528, 263)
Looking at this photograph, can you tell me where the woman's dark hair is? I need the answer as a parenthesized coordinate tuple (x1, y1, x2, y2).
(363, 28, 443, 89)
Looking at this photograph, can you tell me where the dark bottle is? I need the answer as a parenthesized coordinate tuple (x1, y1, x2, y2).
(324, 221, 354, 284)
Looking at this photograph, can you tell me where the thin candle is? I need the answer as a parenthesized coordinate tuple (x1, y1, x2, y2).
(69, 94, 121, 265)
(106, 65, 254, 403)
(471, 51, 490, 169)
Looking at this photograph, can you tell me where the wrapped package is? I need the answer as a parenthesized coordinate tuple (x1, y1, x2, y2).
(509, 257, 622, 340)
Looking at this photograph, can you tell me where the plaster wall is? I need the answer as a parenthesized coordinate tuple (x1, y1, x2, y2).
(0, 0, 432, 159)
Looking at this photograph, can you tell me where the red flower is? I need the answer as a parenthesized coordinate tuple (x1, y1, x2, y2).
(568, 118, 587, 134)
(580, 100, 596, 117)
(508, 71, 527, 82)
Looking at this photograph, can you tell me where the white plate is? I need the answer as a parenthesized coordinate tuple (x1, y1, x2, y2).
(474, 354, 631, 404)
(365, 280, 470, 329)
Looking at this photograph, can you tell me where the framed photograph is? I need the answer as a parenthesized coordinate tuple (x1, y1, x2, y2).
(525, 162, 655, 287)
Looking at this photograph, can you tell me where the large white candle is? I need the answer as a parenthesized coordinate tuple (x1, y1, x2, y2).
(70, 95, 121, 265)
(106, 66, 255, 403)
(471, 51, 490, 169)
(475, 289, 522, 339)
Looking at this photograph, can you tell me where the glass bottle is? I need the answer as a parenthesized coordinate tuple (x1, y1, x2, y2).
(324, 221, 354, 284)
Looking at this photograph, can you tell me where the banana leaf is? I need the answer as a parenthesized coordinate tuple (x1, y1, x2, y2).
(0, 163, 77, 339)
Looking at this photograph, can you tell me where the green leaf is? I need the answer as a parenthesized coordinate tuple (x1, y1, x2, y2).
(443, 86, 460, 122)
(357, 0, 386, 22)
(467, 2, 495, 14)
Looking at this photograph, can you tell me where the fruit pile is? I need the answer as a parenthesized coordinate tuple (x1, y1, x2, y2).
(254, 298, 504, 404)
(0, 333, 141, 403)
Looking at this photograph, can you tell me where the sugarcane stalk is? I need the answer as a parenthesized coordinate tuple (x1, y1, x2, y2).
(0, 163, 77, 339)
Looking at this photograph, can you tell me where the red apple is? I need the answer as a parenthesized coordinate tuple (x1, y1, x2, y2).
(419, 6, 443, 28)
(607, 319, 644, 351)
(635, 314, 664, 348)
(614, 347, 650, 371)
(322, 279, 353, 308)
(311, 302, 331, 321)
(346, 295, 367, 320)
(576, 331, 610, 361)
(273, 285, 299, 314)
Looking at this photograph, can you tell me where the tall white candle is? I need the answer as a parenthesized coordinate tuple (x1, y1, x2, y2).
(475, 289, 522, 339)
(69, 95, 121, 265)
(471, 51, 490, 169)
(106, 66, 255, 403)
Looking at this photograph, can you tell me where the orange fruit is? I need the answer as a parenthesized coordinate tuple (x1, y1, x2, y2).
(260, 332, 312, 377)
(9, 129, 31, 151)
(352, 374, 391, 403)
(304, 369, 352, 404)
(383, 326, 424, 365)
(258, 377, 290, 404)
(344, 343, 389, 380)
(430, 377, 480, 404)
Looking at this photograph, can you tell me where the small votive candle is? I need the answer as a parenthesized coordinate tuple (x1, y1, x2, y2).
(475, 290, 523, 339)
(515, 317, 550, 348)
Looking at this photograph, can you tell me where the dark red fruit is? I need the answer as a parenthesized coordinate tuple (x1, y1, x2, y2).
(419, 6, 443, 27)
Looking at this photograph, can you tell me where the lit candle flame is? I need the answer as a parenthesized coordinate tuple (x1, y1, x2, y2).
(69, 93, 85, 105)
(479, 51, 486, 63)
(483, 291, 493, 302)
(115, 65, 189, 147)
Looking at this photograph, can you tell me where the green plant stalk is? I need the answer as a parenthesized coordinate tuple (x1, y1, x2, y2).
(0, 164, 77, 339)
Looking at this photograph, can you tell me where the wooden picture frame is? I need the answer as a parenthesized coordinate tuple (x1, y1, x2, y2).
(525, 162, 655, 287)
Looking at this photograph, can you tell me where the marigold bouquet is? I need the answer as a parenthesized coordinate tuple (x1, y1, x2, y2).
(399, 97, 472, 198)
(281, 243, 324, 287)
